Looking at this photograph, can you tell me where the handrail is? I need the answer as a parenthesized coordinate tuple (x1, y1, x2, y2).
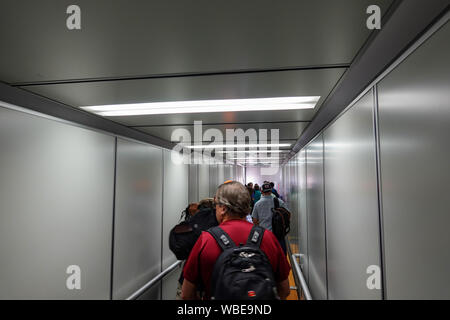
(126, 260, 183, 300)
(291, 253, 312, 300)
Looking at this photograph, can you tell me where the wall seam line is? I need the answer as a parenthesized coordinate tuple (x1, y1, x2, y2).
(373, 84, 387, 300)
(109, 137, 118, 300)
(321, 134, 329, 300)
(160, 150, 165, 299)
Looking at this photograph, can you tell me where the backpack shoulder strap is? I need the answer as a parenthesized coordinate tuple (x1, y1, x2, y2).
(246, 225, 265, 248)
(273, 197, 280, 209)
(208, 226, 236, 251)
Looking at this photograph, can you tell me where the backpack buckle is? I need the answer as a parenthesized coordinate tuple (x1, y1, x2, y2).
(242, 265, 256, 273)
(239, 252, 255, 258)
(220, 234, 230, 246)
(251, 231, 260, 243)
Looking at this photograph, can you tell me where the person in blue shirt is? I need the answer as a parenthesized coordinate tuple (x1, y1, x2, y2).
(252, 183, 288, 253)
(270, 182, 280, 198)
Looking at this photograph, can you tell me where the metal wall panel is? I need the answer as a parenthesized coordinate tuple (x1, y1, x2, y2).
(0, 1, 392, 83)
(224, 165, 232, 182)
(297, 150, 309, 280)
(378, 22, 450, 299)
(209, 164, 218, 197)
(112, 139, 163, 300)
(281, 166, 286, 200)
(162, 149, 188, 300)
(305, 134, 327, 300)
(323, 90, 382, 299)
(284, 164, 290, 205)
(198, 164, 210, 200)
(188, 164, 199, 203)
(236, 166, 245, 184)
(287, 158, 299, 249)
(217, 164, 225, 186)
(0, 104, 114, 299)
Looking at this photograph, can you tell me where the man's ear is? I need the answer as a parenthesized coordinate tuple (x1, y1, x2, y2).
(218, 205, 226, 214)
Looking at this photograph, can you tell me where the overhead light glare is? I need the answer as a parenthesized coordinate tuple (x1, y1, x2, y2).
(217, 150, 289, 154)
(187, 143, 291, 149)
(230, 157, 283, 160)
(81, 96, 320, 116)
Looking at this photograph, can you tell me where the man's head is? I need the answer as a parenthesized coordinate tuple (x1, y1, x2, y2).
(215, 181, 251, 223)
(270, 182, 275, 188)
(261, 182, 272, 196)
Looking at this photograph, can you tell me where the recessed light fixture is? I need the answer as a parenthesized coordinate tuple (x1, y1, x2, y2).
(216, 150, 289, 154)
(187, 143, 291, 149)
(81, 96, 320, 116)
(239, 161, 281, 165)
(229, 157, 283, 160)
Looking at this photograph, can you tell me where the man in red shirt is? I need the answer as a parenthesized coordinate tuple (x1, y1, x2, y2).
(181, 181, 291, 300)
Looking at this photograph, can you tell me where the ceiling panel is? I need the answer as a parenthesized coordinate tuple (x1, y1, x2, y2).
(0, 0, 392, 83)
(21, 67, 345, 125)
(136, 122, 309, 143)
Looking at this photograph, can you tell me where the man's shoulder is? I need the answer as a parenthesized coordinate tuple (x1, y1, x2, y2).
(254, 198, 266, 207)
(217, 220, 253, 235)
(260, 195, 272, 202)
(277, 198, 288, 208)
(197, 230, 212, 243)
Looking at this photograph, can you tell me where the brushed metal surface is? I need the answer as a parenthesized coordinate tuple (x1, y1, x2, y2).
(0, 0, 391, 83)
(22, 68, 344, 123)
(198, 164, 210, 200)
(378, 22, 450, 299)
(305, 134, 327, 300)
(162, 149, 188, 299)
(209, 164, 218, 198)
(0, 105, 115, 299)
(323, 90, 381, 299)
(112, 138, 163, 299)
(288, 158, 299, 247)
(188, 164, 199, 203)
(298, 150, 309, 281)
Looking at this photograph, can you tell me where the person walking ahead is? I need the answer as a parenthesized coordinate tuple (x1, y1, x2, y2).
(181, 181, 290, 300)
(252, 182, 288, 253)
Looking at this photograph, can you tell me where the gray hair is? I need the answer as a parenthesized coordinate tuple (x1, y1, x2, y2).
(215, 181, 251, 217)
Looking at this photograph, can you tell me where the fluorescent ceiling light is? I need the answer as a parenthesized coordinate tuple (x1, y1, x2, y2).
(230, 157, 283, 160)
(238, 158, 282, 162)
(81, 96, 320, 116)
(217, 150, 289, 154)
(239, 161, 281, 165)
(187, 143, 291, 149)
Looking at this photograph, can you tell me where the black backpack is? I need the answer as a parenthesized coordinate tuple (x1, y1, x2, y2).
(207, 225, 278, 300)
(271, 198, 291, 240)
(169, 207, 218, 260)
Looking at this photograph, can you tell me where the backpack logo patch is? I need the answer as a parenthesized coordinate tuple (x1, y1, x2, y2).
(220, 234, 230, 246)
(251, 231, 260, 243)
